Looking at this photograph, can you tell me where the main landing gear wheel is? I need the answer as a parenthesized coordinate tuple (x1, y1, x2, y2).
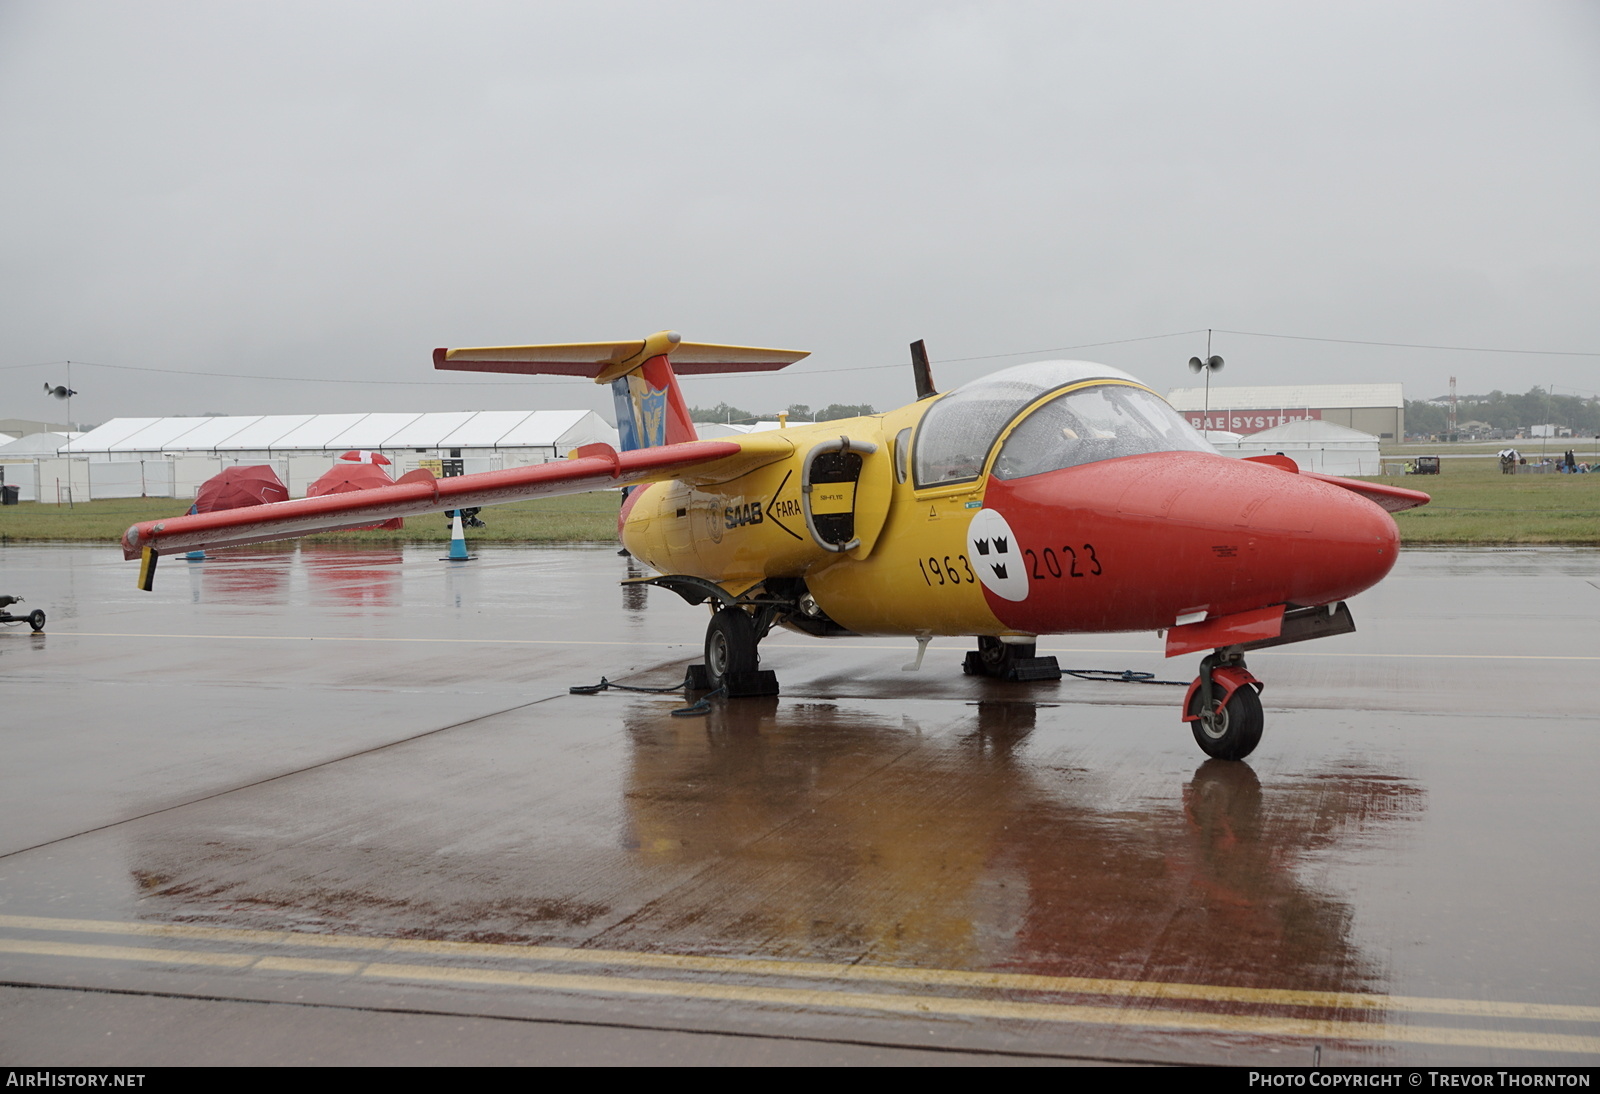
(704, 606, 759, 689)
(1188, 683, 1264, 761)
(981, 636, 1033, 672)
(963, 636, 1062, 682)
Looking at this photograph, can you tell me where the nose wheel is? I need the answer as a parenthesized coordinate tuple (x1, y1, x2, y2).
(1183, 649, 1264, 760)
(1188, 682, 1263, 759)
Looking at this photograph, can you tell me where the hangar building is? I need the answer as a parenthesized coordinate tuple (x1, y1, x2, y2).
(1164, 383, 1404, 440)
(24, 409, 616, 503)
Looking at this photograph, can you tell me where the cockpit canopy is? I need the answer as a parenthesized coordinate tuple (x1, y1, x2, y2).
(912, 360, 1214, 488)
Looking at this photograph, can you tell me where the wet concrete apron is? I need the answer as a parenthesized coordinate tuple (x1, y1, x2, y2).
(1, 544, 1596, 1065)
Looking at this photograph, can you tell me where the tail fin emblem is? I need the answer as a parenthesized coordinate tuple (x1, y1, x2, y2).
(639, 385, 668, 447)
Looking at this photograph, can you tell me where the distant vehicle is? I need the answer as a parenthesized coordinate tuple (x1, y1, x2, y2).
(123, 331, 1430, 761)
(1411, 456, 1441, 475)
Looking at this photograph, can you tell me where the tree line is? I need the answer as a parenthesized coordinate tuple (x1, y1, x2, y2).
(687, 402, 877, 425)
(1406, 387, 1600, 436)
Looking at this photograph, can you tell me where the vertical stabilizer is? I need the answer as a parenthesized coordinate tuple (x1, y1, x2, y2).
(607, 334, 699, 451)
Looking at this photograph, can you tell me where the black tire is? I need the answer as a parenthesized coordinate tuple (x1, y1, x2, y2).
(1189, 683, 1264, 761)
(966, 635, 1035, 677)
(28, 610, 45, 633)
(704, 607, 759, 688)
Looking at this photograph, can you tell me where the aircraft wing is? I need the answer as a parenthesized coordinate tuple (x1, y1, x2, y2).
(1300, 471, 1431, 513)
(1241, 455, 1429, 513)
(121, 440, 747, 560)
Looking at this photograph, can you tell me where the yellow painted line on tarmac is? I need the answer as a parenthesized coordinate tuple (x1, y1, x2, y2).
(3, 914, 1595, 1024)
(253, 956, 365, 975)
(363, 963, 1600, 1055)
(0, 916, 412, 951)
(0, 937, 255, 968)
(41, 631, 1600, 661)
(0, 932, 1593, 1053)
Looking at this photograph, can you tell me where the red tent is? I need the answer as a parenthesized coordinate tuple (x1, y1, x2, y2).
(307, 463, 403, 530)
(195, 465, 289, 513)
(338, 450, 392, 465)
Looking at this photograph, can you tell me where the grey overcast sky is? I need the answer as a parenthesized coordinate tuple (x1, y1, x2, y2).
(2, 0, 1597, 427)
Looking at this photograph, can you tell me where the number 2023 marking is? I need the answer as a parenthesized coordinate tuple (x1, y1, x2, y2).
(1024, 545, 1102, 579)
(918, 554, 977, 586)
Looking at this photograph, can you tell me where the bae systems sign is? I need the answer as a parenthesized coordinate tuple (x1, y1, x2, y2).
(1187, 409, 1324, 434)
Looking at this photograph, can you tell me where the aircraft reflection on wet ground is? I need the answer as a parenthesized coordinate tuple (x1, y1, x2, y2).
(171, 546, 406, 610)
(111, 694, 1421, 983)
(0, 543, 1596, 1065)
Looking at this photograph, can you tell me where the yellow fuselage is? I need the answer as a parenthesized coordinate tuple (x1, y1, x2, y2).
(619, 404, 1005, 637)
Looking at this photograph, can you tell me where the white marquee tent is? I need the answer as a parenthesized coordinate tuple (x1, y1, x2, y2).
(1209, 419, 1382, 476)
(30, 410, 617, 502)
(0, 432, 77, 501)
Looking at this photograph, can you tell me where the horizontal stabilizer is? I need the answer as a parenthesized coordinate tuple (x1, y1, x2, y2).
(435, 335, 807, 381)
(122, 440, 741, 559)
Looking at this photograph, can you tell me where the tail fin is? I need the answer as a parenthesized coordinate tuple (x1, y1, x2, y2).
(434, 330, 808, 451)
(610, 332, 698, 450)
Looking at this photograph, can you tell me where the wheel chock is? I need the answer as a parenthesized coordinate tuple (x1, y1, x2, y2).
(724, 670, 780, 698)
(962, 651, 1062, 681)
(683, 664, 778, 697)
(1003, 656, 1061, 682)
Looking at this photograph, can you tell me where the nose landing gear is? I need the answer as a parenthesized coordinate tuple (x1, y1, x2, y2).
(1183, 648, 1264, 760)
(1174, 603, 1359, 760)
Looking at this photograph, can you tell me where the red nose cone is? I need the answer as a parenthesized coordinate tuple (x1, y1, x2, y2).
(977, 453, 1402, 635)
(1283, 476, 1400, 606)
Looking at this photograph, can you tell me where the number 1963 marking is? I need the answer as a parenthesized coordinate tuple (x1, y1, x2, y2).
(1025, 544, 1102, 579)
(918, 554, 977, 586)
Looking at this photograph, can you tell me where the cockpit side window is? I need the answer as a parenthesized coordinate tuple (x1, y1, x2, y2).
(910, 359, 1161, 489)
(894, 427, 912, 483)
(912, 379, 1043, 488)
(992, 384, 1213, 480)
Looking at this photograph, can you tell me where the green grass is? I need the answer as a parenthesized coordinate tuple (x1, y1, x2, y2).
(1361, 454, 1598, 545)
(0, 492, 623, 546)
